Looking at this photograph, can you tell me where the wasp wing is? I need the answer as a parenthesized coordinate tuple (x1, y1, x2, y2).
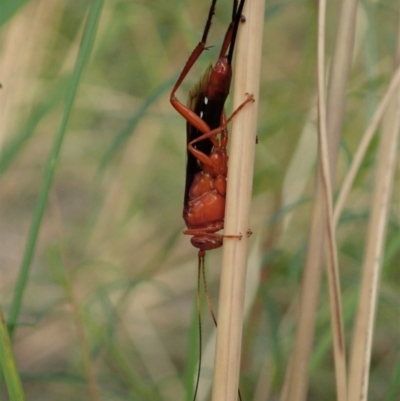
(184, 65, 214, 205)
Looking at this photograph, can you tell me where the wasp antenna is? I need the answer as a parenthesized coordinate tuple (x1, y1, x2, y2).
(192, 253, 204, 401)
(201, 253, 218, 327)
(227, 0, 246, 64)
(232, 0, 238, 22)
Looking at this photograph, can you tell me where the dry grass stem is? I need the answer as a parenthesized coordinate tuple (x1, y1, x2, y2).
(196, 245, 262, 401)
(281, 1, 358, 400)
(316, 0, 347, 400)
(333, 62, 400, 227)
(211, 0, 265, 400)
(347, 25, 400, 401)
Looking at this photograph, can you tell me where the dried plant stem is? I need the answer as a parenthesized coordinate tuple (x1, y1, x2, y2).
(333, 62, 400, 227)
(281, 1, 358, 400)
(316, 1, 347, 400)
(211, 0, 265, 400)
(349, 91, 400, 401)
(347, 24, 400, 401)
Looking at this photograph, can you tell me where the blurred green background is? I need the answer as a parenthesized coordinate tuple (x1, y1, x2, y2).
(0, 0, 399, 400)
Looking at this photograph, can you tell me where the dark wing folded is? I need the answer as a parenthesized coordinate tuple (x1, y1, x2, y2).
(184, 65, 214, 205)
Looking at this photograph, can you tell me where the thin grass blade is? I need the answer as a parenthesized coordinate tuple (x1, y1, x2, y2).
(7, 0, 105, 337)
(0, 308, 25, 400)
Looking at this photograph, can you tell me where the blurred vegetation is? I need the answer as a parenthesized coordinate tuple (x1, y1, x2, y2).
(0, 0, 399, 400)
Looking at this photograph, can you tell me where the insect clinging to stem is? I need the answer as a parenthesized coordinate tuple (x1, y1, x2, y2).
(170, 0, 253, 398)
(170, 0, 253, 262)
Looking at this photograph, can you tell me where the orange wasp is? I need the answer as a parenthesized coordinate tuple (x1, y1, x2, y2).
(170, 0, 253, 264)
(170, 0, 253, 398)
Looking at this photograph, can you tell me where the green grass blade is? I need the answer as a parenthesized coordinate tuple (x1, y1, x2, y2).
(0, 0, 30, 26)
(0, 308, 25, 401)
(7, 0, 105, 337)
